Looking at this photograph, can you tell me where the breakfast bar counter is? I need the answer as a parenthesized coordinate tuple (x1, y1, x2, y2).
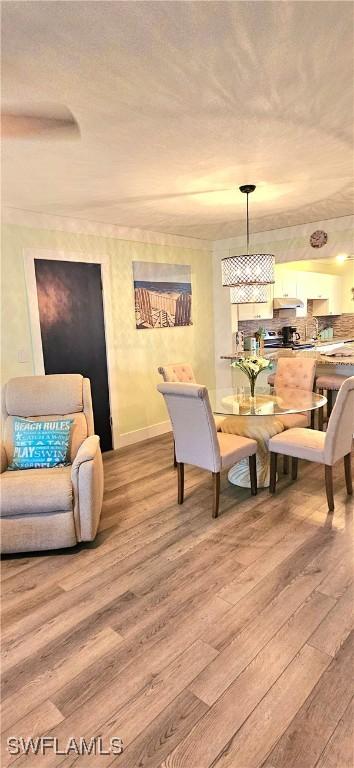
(221, 343, 354, 368)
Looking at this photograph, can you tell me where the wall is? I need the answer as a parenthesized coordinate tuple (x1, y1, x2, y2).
(213, 215, 354, 387)
(1, 217, 215, 446)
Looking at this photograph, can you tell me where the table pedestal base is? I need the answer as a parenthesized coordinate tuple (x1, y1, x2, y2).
(221, 415, 285, 489)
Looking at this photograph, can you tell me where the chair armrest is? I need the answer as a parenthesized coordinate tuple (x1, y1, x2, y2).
(71, 436, 103, 542)
(1, 444, 8, 474)
(71, 435, 100, 471)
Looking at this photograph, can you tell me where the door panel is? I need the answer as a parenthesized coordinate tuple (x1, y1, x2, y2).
(34, 259, 112, 452)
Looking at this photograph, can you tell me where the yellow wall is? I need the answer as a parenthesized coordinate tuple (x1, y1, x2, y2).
(1, 224, 215, 443)
(279, 258, 349, 276)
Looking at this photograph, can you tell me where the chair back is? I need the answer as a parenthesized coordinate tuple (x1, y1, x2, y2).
(3, 374, 94, 465)
(157, 382, 221, 472)
(324, 376, 354, 465)
(275, 357, 316, 391)
(158, 363, 196, 383)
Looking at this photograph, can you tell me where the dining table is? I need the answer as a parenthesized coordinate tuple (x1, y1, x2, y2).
(209, 385, 327, 488)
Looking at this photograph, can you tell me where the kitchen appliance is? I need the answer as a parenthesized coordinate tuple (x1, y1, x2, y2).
(263, 329, 315, 350)
(263, 330, 284, 348)
(273, 297, 304, 310)
(282, 326, 300, 346)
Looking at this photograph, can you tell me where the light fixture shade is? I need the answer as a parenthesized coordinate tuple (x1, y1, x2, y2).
(222, 253, 275, 286)
(230, 284, 268, 304)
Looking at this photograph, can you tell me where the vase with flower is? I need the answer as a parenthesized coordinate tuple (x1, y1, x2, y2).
(231, 356, 271, 399)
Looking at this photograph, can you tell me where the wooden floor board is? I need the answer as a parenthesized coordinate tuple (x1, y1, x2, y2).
(1, 434, 353, 768)
(313, 696, 354, 768)
(262, 632, 354, 768)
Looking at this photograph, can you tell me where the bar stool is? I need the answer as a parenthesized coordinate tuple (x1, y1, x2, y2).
(316, 373, 348, 430)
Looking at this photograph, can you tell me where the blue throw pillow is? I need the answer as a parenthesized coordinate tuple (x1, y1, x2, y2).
(8, 417, 73, 470)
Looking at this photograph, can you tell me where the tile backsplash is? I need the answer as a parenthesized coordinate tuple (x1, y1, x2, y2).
(238, 303, 354, 342)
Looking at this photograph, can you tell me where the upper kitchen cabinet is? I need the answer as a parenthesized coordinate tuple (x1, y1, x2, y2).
(273, 266, 307, 317)
(341, 261, 354, 313)
(236, 285, 274, 321)
(310, 274, 342, 316)
(274, 268, 296, 299)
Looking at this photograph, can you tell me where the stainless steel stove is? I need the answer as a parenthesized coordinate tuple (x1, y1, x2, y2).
(263, 330, 314, 350)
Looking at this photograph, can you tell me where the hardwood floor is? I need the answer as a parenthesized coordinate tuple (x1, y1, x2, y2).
(1, 433, 353, 768)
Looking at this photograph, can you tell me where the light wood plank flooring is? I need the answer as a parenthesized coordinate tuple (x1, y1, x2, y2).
(1, 433, 353, 768)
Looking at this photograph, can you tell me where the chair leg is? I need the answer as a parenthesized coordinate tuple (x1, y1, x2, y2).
(177, 462, 184, 504)
(283, 455, 289, 475)
(249, 454, 257, 496)
(173, 440, 177, 468)
(318, 388, 324, 431)
(310, 410, 315, 430)
(291, 456, 298, 481)
(212, 472, 220, 518)
(344, 453, 353, 495)
(325, 465, 334, 512)
(327, 389, 333, 421)
(269, 452, 277, 494)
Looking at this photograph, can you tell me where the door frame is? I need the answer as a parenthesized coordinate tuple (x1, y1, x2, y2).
(23, 248, 118, 449)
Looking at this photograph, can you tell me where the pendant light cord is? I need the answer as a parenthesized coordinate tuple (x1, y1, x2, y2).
(246, 192, 249, 255)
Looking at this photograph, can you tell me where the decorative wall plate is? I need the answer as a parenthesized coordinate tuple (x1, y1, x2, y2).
(310, 230, 328, 248)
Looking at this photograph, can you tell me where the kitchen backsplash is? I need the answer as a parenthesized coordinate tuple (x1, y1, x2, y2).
(238, 303, 354, 341)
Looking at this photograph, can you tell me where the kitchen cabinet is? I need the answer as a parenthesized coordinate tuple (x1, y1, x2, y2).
(236, 286, 273, 321)
(274, 269, 296, 299)
(312, 275, 342, 316)
(273, 267, 307, 317)
(341, 261, 354, 313)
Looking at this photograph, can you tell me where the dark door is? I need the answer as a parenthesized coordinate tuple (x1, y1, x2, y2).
(34, 259, 113, 452)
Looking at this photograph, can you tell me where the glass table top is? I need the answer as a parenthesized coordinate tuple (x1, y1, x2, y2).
(209, 386, 327, 417)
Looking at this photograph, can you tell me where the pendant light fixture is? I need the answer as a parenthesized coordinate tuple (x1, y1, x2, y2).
(230, 284, 268, 304)
(221, 185, 275, 287)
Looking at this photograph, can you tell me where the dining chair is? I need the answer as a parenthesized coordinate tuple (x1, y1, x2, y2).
(316, 373, 348, 431)
(273, 357, 317, 474)
(157, 382, 258, 518)
(268, 375, 354, 512)
(267, 349, 295, 388)
(158, 363, 224, 466)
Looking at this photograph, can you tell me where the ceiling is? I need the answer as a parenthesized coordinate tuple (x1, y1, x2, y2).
(2, 1, 354, 240)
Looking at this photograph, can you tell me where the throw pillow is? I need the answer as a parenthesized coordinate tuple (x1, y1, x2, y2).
(8, 417, 73, 470)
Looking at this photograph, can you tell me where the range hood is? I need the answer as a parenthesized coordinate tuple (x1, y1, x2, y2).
(273, 297, 304, 310)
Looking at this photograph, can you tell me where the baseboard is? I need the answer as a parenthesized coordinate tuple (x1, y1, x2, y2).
(117, 420, 171, 448)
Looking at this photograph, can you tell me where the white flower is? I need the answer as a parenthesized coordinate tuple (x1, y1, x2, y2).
(231, 355, 270, 376)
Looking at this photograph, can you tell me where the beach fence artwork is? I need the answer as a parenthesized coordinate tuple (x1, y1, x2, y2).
(133, 262, 192, 329)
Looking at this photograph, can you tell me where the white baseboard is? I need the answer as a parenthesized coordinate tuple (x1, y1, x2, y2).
(117, 420, 171, 448)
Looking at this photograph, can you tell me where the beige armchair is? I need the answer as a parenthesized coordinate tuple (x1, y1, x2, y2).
(0, 374, 104, 553)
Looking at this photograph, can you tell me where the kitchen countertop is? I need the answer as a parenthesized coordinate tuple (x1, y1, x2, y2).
(311, 336, 354, 348)
(221, 339, 354, 366)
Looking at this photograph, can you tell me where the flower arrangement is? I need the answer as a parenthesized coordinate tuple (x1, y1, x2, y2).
(231, 356, 271, 397)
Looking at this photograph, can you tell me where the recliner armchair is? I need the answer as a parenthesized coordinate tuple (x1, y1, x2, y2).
(0, 373, 104, 553)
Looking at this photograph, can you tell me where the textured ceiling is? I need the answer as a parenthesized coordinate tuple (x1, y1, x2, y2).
(2, 1, 354, 240)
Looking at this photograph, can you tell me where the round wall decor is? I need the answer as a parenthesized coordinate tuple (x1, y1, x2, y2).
(310, 230, 328, 248)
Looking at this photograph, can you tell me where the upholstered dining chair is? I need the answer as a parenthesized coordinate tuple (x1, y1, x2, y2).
(267, 349, 295, 388)
(157, 382, 258, 518)
(274, 357, 317, 428)
(268, 376, 354, 512)
(316, 373, 348, 431)
(158, 363, 224, 466)
(0, 374, 104, 553)
(272, 357, 317, 474)
(158, 363, 196, 384)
